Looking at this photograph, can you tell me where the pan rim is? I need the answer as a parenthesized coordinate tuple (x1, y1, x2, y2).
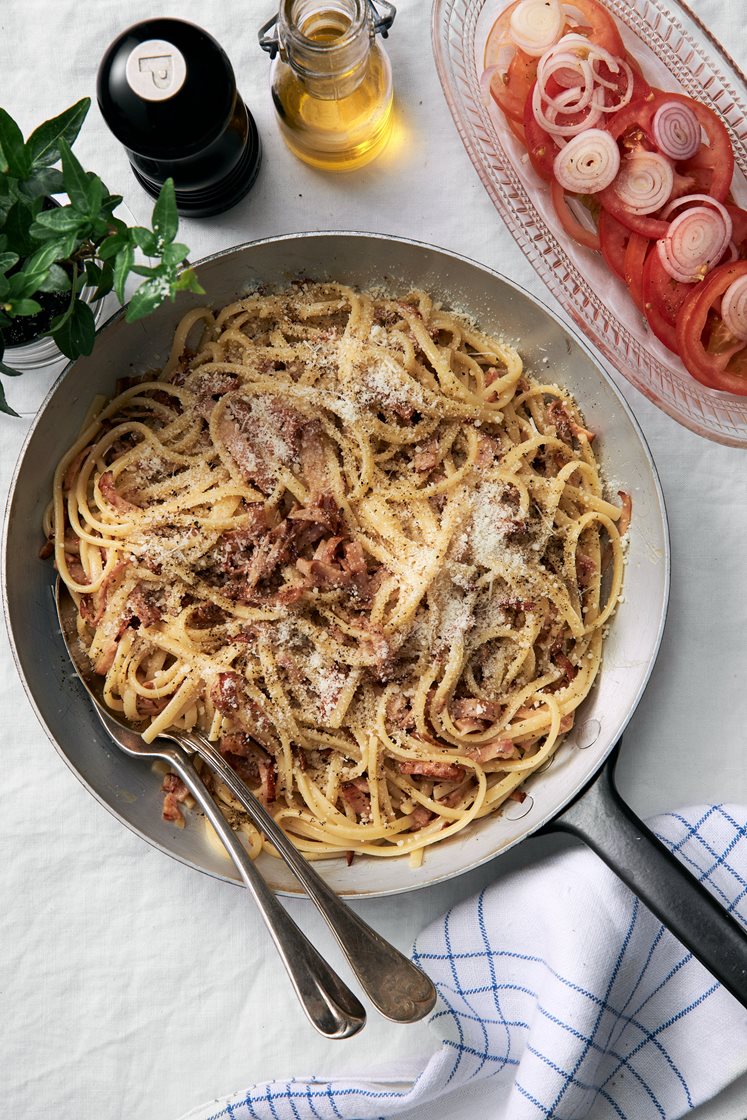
(2, 229, 671, 897)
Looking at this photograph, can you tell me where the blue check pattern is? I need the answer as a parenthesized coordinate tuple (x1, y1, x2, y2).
(180, 806, 747, 1120)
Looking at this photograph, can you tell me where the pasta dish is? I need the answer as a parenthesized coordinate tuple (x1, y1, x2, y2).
(47, 281, 629, 866)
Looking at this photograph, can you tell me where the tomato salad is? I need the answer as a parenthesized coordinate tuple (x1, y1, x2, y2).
(483, 0, 747, 395)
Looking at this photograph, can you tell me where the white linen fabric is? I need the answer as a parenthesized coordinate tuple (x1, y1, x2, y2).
(1, 2, 746, 1119)
(178, 806, 747, 1120)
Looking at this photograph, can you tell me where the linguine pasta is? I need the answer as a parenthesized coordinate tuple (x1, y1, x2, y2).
(47, 281, 628, 866)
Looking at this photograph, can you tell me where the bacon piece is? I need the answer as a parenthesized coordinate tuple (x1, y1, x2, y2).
(559, 712, 575, 734)
(465, 738, 517, 763)
(555, 653, 577, 683)
(128, 585, 162, 628)
(498, 597, 536, 613)
(299, 422, 328, 494)
(167, 349, 193, 387)
(39, 536, 54, 560)
(547, 400, 595, 443)
(412, 440, 439, 472)
(399, 759, 465, 781)
(409, 805, 434, 830)
(99, 471, 140, 512)
(575, 552, 596, 586)
(386, 692, 415, 730)
(475, 434, 500, 467)
(451, 698, 501, 722)
(189, 602, 227, 628)
(296, 556, 351, 591)
(288, 492, 343, 538)
(162, 773, 190, 802)
(212, 671, 243, 713)
(258, 758, 277, 804)
(509, 789, 527, 804)
(92, 559, 128, 625)
(217, 396, 304, 493)
(193, 371, 241, 418)
(340, 779, 371, 818)
(162, 792, 185, 827)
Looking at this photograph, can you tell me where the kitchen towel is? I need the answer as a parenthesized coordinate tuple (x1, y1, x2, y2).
(178, 804, 747, 1120)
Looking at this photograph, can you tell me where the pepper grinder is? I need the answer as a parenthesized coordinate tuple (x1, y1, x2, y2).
(97, 18, 262, 217)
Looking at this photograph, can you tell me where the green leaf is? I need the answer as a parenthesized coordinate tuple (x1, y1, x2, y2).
(0, 360, 24, 377)
(125, 275, 173, 322)
(131, 226, 158, 256)
(26, 97, 90, 170)
(19, 166, 64, 200)
(23, 239, 65, 278)
(0, 108, 30, 178)
(113, 244, 134, 304)
(85, 172, 104, 218)
(0, 252, 19, 275)
(0, 277, 9, 300)
(97, 230, 130, 262)
(37, 263, 71, 294)
(174, 268, 205, 295)
(5, 197, 37, 256)
(161, 242, 190, 267)
(90, 261, 114, 302)
(0, 379, 20, 417)
(31, 206, 85, 236)
(151, 178, 177, 246)
(7, 297, 42, 317)
(51, 298, 95, 359)
(59, 138, 91, 211)
(0, 140, 7, 174)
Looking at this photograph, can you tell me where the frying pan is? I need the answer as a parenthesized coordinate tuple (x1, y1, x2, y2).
(4, 232, 745, 1003)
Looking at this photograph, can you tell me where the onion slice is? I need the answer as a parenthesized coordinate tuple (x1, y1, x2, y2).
(656, 205, 732, 283)
(721, 276, 747, 340)
(613, 151, 674, 215)
(553, 128, 621, 194)
(509, 0, 565, 57)
(652, 101, 701, 161)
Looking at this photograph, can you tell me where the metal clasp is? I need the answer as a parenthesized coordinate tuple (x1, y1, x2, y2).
(258, 1, 396, 59)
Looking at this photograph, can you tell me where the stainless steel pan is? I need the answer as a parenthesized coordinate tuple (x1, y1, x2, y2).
(4, 233, 745, 1002)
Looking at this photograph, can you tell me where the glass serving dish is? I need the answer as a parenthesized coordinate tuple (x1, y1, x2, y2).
(432, 0, 747, 445)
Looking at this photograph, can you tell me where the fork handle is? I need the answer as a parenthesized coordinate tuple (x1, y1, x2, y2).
(163, 748, 366, 1039)
(175, 731, 437, 1024)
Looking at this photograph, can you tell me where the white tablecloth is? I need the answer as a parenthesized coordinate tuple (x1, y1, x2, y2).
(1, 2, 745, 1117)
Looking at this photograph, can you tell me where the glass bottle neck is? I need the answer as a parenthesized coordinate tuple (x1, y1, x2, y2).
(277, 0, 374, 99)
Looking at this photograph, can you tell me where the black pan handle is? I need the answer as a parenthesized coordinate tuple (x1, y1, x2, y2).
(544, 742, 747, 1007)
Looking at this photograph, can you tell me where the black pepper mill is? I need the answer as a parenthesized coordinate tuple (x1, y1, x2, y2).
(97, 18, 262, 217)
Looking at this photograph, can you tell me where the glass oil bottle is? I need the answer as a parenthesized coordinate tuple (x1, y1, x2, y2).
(259, 0, 396, 171)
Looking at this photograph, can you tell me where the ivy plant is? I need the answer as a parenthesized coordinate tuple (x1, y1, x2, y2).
(0, 96, 203, 414)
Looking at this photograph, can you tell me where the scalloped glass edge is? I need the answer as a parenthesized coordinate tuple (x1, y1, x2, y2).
(432, 0, 747, 446)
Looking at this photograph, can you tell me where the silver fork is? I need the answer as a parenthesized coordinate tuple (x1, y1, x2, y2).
(55, 580, 436, 1030)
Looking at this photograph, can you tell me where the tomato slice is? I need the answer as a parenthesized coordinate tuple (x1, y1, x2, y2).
(641, 249, 695, 352)
(523, 83, 560, 181)
(561, 0, 625, 55)
(599, 211, 633, 280)
(485, 1, 538, 123)
(623, 232, 650, 311)
(676, 261, 747, 393)
(551, 180, 601, 251)
(727, 205, 747, 258)
(489, 50, 538, 124)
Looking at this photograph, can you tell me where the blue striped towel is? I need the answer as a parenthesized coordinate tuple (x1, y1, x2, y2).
(179, 806, 747, 1120)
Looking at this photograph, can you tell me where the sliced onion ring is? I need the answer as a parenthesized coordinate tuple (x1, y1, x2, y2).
(509, 0, 565, 57)
(721, 275, 747, 340)
(652, 101, 701, 161)
(613, 151, 674, 215)
(553, 128, 621, 193)
(656, 205, 732, 283)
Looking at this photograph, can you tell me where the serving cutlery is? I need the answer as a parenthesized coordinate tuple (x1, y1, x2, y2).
(55, 578, 437, 1033)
